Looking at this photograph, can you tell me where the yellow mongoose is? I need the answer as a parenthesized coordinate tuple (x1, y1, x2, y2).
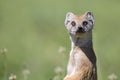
(64, 11, 97, 80)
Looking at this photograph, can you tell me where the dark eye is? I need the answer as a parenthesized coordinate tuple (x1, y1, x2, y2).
(82, 21, 88, 26)
(71, 21, 76, 26)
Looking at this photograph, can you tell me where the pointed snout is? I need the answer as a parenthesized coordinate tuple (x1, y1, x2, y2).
(77, 26, 85, 33)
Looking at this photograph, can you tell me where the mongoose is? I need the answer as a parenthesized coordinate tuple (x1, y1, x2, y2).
(63, 11, 97, 80)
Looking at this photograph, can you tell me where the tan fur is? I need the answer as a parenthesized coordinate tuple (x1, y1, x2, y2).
(64, 12, 97, 80)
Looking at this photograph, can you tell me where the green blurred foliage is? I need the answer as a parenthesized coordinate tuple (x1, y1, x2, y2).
(0, 0, 120, 80)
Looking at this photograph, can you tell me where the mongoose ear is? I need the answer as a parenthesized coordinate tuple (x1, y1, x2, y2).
(66, 12, 74, 19)
(85, 11, 94, 24)
(65, 12, 74, 26)
(85, 11, 93, 18)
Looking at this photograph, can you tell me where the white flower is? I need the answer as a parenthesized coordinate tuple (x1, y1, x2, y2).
(0, 48, 7, 54)
(54, 66, 63, 75)
(58, 46, 66, 54)
(108, 73, 117, 80)
(22, 68, 30, 76)
(22, 65, 30, 80)
(8, 73, 17, 80)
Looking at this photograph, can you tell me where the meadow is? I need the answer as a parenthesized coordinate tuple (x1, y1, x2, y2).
(0, 0, 120, 80)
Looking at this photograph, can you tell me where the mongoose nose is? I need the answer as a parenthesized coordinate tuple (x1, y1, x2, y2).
(78, 27, 83, 30)
(77, 27, 85, 33)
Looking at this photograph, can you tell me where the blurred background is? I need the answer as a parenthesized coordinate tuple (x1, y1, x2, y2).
(0, 0, 120, 80)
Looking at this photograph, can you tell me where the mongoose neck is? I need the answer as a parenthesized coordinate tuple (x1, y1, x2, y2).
(70, 31, 93, 48)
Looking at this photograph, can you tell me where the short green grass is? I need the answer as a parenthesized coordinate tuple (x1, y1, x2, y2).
(0, 0, 120, 80)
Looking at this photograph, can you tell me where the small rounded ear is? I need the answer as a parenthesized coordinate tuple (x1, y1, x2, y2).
(85, 11, 93, 17)
(66, 12, 74, 19)
(85, 11, 94, 24)
(65, 12, 74, 26)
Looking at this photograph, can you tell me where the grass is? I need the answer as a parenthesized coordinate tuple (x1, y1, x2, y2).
(0, 0, 120, 80)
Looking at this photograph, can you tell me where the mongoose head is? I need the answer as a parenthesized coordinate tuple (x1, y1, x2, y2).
(65, 11, 94, 36)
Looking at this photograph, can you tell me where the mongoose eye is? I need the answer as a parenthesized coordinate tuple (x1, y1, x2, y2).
(82, 21, 88, 26)
(71, 21, 76, 26)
